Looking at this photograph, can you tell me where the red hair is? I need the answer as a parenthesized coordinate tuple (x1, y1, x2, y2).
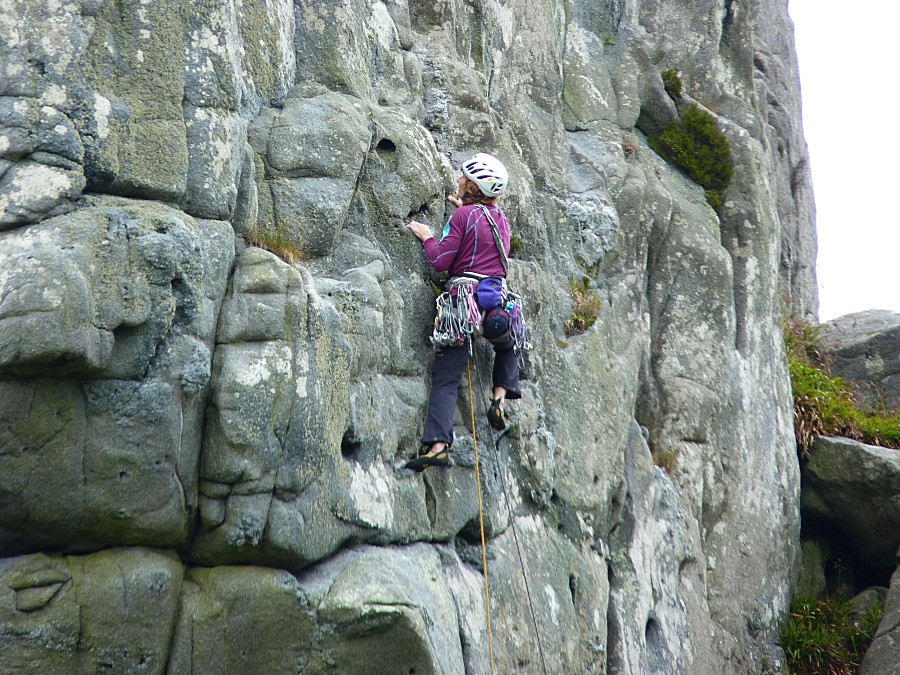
(459, 178, 499, 206)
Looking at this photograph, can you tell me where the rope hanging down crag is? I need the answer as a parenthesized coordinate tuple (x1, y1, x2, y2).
(466, 359, 549, 675)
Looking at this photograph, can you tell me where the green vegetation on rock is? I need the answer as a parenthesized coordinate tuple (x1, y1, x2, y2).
(784, 318, 900, 455)
(509, 234, 524, 256)
(648, 105, 733, 212)
(661, 68, 683, 99)
(564, 276, 602, 336)
(780, 596, 882, 675)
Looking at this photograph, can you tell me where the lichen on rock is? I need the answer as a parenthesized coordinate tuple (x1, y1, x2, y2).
(0, 0, 819, 672)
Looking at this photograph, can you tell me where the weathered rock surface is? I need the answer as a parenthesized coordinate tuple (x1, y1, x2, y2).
(0, 197, 234, 553)
(802, 437, 900, 570)
(0, 548, 183, 674)
(819, 310, 900, 410)
(0, 0, 816, 672)
(861, 566, 900, 675)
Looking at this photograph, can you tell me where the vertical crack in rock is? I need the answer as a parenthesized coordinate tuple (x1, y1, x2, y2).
(423, 475, 437, 529)
(1, 0, 810, 671)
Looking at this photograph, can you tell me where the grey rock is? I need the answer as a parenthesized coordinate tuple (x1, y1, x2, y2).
(74, 1, 190, 202)
(861, 566, 900, 675)
(562, 23, 618, 130)
(0, 0, 821, 672)
(0, 548, 183, 675)
(182, 106, 245, 220)
(0, 197, 234, 553)
(819, 310, 900, 410)
(606, 421, 717, 674)
(250, 89, 371, 257)
(0, 158, 84, 228)
(850, 587, 889, 619)
(168, 564, 319, 674)
(193, 246, 484, 568)
(170, 544, 484, 674)
(802, 436, 900, 568)
(293, 0, 375, 101)
(796, 538, 828, 600)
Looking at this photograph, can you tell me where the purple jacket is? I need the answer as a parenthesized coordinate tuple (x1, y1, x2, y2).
(422, 204, 510, 277)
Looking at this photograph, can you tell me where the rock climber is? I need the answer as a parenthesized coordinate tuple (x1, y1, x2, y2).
(404, 153, 521, 470)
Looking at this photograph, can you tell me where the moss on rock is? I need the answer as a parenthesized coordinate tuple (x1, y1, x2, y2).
(648, 105, 733, 212)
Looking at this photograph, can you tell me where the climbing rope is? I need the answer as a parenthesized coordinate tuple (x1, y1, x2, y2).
(471, 355, 550, 675)
(467, 360, 497, 675)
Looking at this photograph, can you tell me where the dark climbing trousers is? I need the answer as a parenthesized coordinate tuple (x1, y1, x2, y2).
(422, 337, 521, 447)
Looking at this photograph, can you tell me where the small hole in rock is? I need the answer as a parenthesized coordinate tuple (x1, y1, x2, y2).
(376, 138, 397, 153)
(341, 433, 363, 460)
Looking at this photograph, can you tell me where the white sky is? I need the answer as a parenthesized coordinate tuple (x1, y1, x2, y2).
(788, 1, 900, 322)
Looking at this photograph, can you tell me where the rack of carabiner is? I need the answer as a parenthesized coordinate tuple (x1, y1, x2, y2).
(504, 288, 532, 354)
(430, 280, 482, 354)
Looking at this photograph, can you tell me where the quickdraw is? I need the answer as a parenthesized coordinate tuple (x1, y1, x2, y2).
(430, 279, 482, 353)
(503, 288, 532, 354)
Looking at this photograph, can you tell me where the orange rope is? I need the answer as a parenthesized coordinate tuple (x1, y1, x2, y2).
(467, 360, 496, 675)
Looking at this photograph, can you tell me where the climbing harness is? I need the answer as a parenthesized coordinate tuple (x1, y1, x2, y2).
(475, 205, 531, 354)
(428, 203, 533, 355)
(466, 358, 549, 675)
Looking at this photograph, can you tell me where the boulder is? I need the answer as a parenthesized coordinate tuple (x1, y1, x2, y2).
(249, 89, 371, 257)
(169, 544, 485, 674)
(0, 197, 234, 553)
(0, 548, 183, 674)
(796, 538, 828, 601)
(861, 566, 900, 675)
(819, 310, 900, 410)
(802, 436, 900, 569)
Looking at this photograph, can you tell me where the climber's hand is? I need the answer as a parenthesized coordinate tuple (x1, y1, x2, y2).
(406, 220, 434, 242)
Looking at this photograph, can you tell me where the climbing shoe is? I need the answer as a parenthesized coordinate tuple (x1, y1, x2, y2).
(486, 399, 507, 431)
(405, 447, 450, 472)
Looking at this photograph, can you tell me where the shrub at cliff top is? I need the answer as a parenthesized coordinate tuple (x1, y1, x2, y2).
(649, 104, 733, 211)
(783, 318, 900, 455)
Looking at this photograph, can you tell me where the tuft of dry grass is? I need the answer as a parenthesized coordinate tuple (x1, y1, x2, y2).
(652, 449, 678, 475)
(246, 229, 305, 265)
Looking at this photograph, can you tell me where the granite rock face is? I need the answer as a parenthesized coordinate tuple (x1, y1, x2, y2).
(861, 566, 900, 675)
(819, 310, 900, 410)
(802, 436, 900, 570)
(1, 0, 814, 673)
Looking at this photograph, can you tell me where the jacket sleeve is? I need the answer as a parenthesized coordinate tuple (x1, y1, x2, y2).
(422, 209, 465, 272)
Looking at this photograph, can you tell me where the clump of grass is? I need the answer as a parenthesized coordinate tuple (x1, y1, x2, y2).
(780, 596, 882, 675)
(648, 104, 733, 212)
(564, 276, 602, 336)
(652, 449, 678, 475)
(661, 68, 683, 99)
(510, 235, 524, 256)
(246, 229, 305, 265)
(784, 318, 900, 455)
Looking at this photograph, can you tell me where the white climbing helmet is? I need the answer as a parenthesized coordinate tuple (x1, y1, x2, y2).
(462, 153, 509, 196)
